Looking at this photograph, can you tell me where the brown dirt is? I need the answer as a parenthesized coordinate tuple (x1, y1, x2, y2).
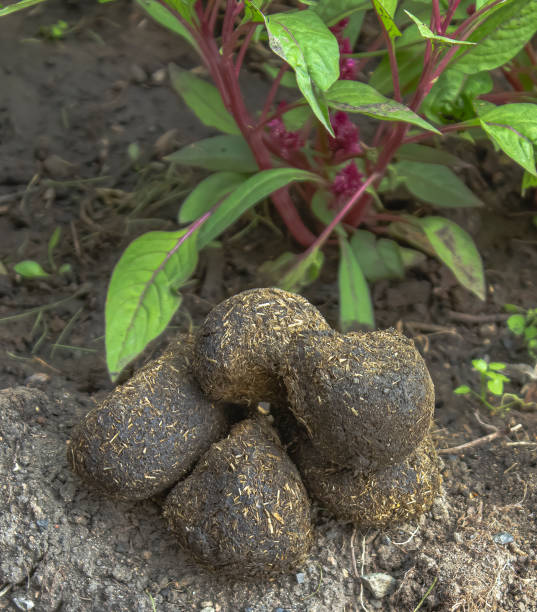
(1, 2, 537, 611)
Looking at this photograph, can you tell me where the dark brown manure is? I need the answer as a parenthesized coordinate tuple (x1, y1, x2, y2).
(67, 335, 230, 500)
(292, 434, 441, 527)
(193, 287, 330, 405)
(163, 417, 313, 576)
(281, 328, 435, 472)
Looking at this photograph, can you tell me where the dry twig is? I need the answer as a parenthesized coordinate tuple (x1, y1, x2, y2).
(438, 424, 522, 454)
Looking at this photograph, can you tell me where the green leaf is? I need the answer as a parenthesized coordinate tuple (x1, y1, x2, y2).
(169, 64, 240, 135)
(0, 0, 46, 17)
(279, 248, 325, 291)
(487, 376, 504, 396)
(338, 237, 374, 330)
(418, 216, 485, 300)
(179, 172, 247, 224)
(524, 326, 537, 341)
(452, 0, 537, 75)
(472, 358, 488, 373)
(504, 303, 523, 313)
(311, 189, 346, 236)
(264, 10, 340, 135)
(198, 168, 319, 248)
(163, 0, 196, 21)
(313, 0, 369, 25)
(243, 0, 265, 23)
(372, 0, 401, 40)
(399, 246, 426, 268)
(326, 80, 440, 133)
(377, 238, 405, 278)
(105, 229, 198, 380)
(421, 69, 493, 124)
(396, 143, 468, 168)
(404, 10, 475, 46)
(13, 260, 49, 279)
(522, 170, 537, 195)
(475, 0, 496, 8)
(350, 230, 405, 282)
(395, 160, 483, 208)
(58, 263, 72, 276)
(477, 103, 537, 176)
(507, 314, 526, 335)
(454, 385, 471, 395)
(488, 362, 506, 371)
(282, 105, 312, 131)
(135, 0, 198, 50)
(166, 135, 258, 172)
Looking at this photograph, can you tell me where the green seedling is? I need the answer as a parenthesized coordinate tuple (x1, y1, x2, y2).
(505, 304, 537, 360)
(40, 19, 70, 40)
(454, 359, 521, 415)
(13, 226, 72, 280)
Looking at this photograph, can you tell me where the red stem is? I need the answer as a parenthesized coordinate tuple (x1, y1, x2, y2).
(402, 122, 474, 145)
(525, 43, 537, 66)
(204, 0, 216, 21)
(209, 0, 221, 33)
(372, 6, 401, 102)
(234, 23, 258, 76)
(441, 0, 461, 34)
(502, 67, 525, 92)
(432, 0, 442, 33)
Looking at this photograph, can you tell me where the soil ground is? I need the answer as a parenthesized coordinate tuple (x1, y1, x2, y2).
(1, 2, 536, 611)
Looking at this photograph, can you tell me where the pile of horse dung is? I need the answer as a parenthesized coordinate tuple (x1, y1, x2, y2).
(68, 288, 441, 577)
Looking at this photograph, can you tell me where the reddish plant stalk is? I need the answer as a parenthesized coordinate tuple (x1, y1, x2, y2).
(234, 23, 258, 76)
(525, 43, 537, 66)
(441, 0, 462, 34)
(432, 0, 442, 33)
(501, 67, 525, 92)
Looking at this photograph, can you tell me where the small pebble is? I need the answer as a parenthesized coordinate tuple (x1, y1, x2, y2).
(36, 519, 49, 531)
(362, 573, 397, 599)
(12, 598, 35, 611)
(130, 63, 147, 83)
(43, 154, 76, 179)
(151, 67, 167, 84)
(25, 373, 50, 387)
(200, 603, 213, 610)
(493, 532, 514, 545)
(296, 572, 305, 584)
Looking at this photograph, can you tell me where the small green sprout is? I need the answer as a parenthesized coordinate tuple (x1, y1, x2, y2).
(454, 359, 517, 415)
(505, 304, 537, 360)
(40, 19, 69, 40)
(14, 227, 72, 280)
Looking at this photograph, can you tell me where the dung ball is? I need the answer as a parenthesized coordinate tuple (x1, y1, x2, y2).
(292, 433, 441, 527)
(282, 328, 435, 472)
(163, 417, 313, 576)
(193, 287, 330, 405)
(67, 335, 230, 500)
